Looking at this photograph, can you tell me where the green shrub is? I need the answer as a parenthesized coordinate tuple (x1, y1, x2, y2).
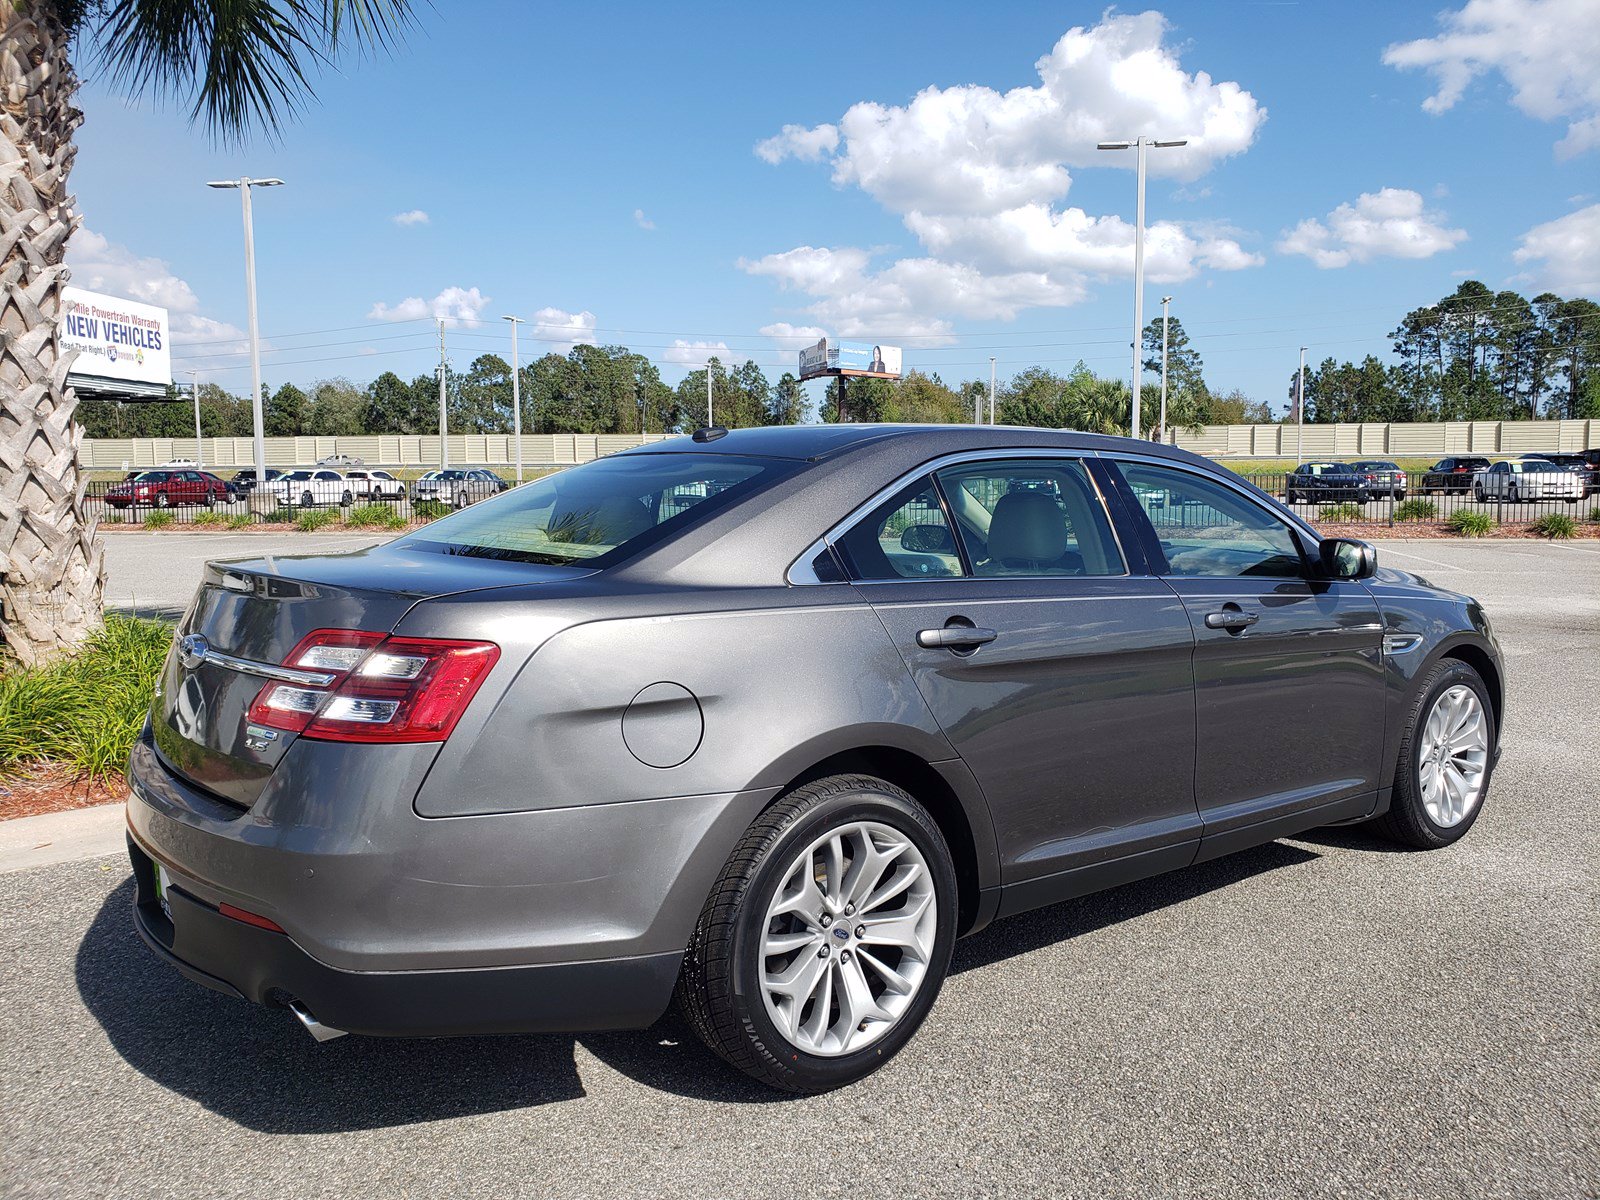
(1447, 509, 1496, 537)
(1590, 505, 1600, 523)
(262, 508, 299, 524)
(192, 510, 226, 527)
(141, 509, 173, 529)
(1317, 502, 1365, 523)
(345, 503, 406, 530)
(412, 499, 451, 521)
(1531, 512, 1576, 540)
(0, 616, 173, 777)
(1393, 498, 1438, 522)
(224, 512, 253, 529)
(294, 508, 339, 532)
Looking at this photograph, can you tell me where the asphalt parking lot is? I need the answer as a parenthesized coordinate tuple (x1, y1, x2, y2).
(2, 538, 1596, 1199)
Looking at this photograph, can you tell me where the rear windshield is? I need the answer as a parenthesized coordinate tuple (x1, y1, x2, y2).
(399, 452, 791, 567)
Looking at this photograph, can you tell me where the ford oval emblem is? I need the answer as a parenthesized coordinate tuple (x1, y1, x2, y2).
(832, 926, 850, 940)
(177, 633, 210, 670)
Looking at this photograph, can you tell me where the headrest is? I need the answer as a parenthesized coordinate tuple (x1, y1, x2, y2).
(987, 491, 1066, 564)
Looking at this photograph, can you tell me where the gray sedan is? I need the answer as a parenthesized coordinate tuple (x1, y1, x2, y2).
(126, 425, 1503, 1092)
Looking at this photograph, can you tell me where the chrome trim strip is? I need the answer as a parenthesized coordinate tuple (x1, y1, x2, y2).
(786, 447, 1131, 586)
(200, 646, 337, 687)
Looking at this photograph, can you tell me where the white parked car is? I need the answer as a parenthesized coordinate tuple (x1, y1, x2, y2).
(343, 469, 406, 500)
(1474, 459, 1582, 503)
(158, 458, 200, 469)
(269, 469, 353, 508)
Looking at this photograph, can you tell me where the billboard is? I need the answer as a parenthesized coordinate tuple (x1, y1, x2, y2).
(60, 286, 172, 398)
(796, 336, 903, 381)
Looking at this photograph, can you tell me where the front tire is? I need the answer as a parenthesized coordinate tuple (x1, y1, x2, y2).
(678, 775, 958, 1093)
(1372, 660, 1495, 850)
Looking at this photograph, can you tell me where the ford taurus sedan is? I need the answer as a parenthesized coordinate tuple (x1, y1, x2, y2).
(126, 425, 1504, 1092)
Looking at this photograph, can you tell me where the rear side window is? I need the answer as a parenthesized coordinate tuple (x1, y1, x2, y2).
(400, 453, 789, 566)
(1115, 462, 1307, 579)
(834, 478, 964, 581)
(935, 459, 1124, 577)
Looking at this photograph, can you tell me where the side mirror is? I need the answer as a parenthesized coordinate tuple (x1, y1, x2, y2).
(900, 524, 955, 554)
(1320, 537, 1376, 580)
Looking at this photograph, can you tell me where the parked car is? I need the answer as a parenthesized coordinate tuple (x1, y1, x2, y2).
(104, 469, 232, 509)
(158, 458, 200, 469)
(268, 469, 354, 508)
(1526, 452, 1598, 497)
(1420, 456, 1491, 494)
(230, 468, 287, 494)
(412, 468, 508, 508)
(343, 469, 406, 501)
(1474, 459, 1582, 503)
(1350, 460, 1407, 499)
(1284, 461, 1372, 504)
(316, 454, 365, 468)
(128, 425, 1504, 1093)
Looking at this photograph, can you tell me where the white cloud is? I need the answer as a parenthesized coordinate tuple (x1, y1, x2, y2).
(367, 285, 490, 324)
(67, 228, 250, 353)
(530, 306, 597, 353)
(754, 123, 839, 164)
(663, 339, 742, 367)
(1383, 0, 1600, 158)
(759, 322, 828, 351)
(392, 209, 429, 226)
(633, 208, 655, 230)
(1513, 204, 1600, 293)
(1277, 189, 1467, 268)
(747, 13, 1265, 333)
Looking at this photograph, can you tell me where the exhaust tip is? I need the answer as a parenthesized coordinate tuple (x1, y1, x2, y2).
(287, 1000, 348, 1043)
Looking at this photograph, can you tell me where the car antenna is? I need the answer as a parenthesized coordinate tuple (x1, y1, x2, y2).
(692, 425, 729, 443)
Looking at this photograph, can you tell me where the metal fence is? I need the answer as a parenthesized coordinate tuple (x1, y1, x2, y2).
(1225, 470, 1598, 528)
(85, 477, 514, 527)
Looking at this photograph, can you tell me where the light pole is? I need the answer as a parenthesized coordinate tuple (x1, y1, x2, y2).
(989, 357, 996, 425)
(190, 370, 203, 468)
(436, 319, 449, 471)
(1159, 296, 1172, 444)
(1296, 345, 1308, 464)
(1096, 138, 1186, 439)
(207, 176, 282, 500)
(502, 315, 524, 482)
(706, 358, 714, 428)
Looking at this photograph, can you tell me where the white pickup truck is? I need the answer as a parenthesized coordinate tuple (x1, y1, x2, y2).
(343, 469, 406, 500)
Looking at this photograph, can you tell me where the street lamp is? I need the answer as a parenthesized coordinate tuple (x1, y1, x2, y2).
(1097, 138, 1186, 439)
(207, 177, 283, 500)
(502, 315, 524, 482)
(1159, 296, 1172, 445)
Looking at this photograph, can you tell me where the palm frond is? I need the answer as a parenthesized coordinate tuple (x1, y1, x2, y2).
(89, 0, 416, 143)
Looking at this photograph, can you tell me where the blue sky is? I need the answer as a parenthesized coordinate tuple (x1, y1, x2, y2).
(65, 0, 1600, 414)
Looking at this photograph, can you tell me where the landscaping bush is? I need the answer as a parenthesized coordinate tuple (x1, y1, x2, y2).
(1393, 498, 1438, 522)
(345, 503, 406, 530)
(1590, 505, 1600, 523)
(192, 510, 226, 527)
(1531, 512, 1576, 540)
(141, 509, 173, 529)
(412, 499, 451, 520)
(1317, 502, 1365, 523)
(225, 512, 253, 529)
(1447, 509, 1495, 537)
(294, 508, 339, 532)
(0, 616, 172, 777)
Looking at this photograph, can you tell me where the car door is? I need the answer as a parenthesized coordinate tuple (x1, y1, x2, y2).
(1482, 461, 1506, 499)
(834, 456, 1201, 913)
(1105, 458, 1385, 859)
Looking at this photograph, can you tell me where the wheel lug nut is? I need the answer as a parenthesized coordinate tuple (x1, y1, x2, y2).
(840, 949, 851, 963)
(844, 903, 855, 917)
(819, 913, 833, 927)
(854, 925, 866, 939)
(818, 945, 830, 958)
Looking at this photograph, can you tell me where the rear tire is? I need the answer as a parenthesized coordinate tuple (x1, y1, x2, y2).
(300, 491, 314, 508)
(155, 493, 170, 509)
(1371, 659, 1495, 850)
(677, 774, 958, 1094)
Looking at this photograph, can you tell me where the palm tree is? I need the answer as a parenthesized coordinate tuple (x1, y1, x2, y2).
(0, 0, 413, 666)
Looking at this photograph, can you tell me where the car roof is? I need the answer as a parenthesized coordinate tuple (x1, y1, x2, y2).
(614, 423, 1209, 465)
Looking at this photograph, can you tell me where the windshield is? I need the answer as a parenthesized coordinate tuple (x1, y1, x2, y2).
(1355, 462, 1397, 470)
(1513, 461, 1558, 473)
(398, 452, 791, 566)
(285, 471, 312, 481)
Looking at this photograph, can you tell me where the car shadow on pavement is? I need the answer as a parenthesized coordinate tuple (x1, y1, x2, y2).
(80, 841, 1319, 1127)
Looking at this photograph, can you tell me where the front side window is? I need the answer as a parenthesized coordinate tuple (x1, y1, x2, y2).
(834, 478, 964, 581)
(935, 459, 1124, 577)
(1116, 462, 1307, 579)
(399, 452, 787, 567)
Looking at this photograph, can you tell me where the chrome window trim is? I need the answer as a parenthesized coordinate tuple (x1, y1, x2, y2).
(183, 640, 338, 687)
(786, 447, 1131, 586)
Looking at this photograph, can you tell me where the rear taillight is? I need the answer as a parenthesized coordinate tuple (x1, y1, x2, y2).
(246, 629, 499, 744)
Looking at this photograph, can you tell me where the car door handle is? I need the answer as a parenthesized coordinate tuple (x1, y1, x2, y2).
(917, 626, 998, 649)
(1204, 609, 1260, 630)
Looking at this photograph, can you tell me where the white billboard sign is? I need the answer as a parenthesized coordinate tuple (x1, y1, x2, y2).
(798, 336, 830, 380)
(60, 286, 172, 392)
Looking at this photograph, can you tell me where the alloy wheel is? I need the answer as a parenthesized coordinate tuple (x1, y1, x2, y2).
(1417, 684, 1489, 828)
(759, 820, 937, 1057)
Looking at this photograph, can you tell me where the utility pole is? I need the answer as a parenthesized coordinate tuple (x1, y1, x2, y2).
(206, 176, 283, 500)
(1296, 345, 1308, 465)
(502, 315, 524, 482)
(706, 358, 714, 428)
(989, 357, 996, 424)
(1097, 137, 1188, 439)
(190, 370, 203, 468)
(437, 319, 450, 471)
(1159, 296, 1172, 444)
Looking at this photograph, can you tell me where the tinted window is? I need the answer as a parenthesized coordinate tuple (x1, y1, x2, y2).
(400, 453, 786, 567)
(1117, 462, 1307, 579)
(835, 478, 963, 581)
(935, 459, 1123, 577)
(315, 471, 340, 480)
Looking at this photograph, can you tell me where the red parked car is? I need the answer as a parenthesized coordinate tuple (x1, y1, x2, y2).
(104, 469, 234, 510)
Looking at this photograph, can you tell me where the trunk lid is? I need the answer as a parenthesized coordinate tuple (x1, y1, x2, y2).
(151, 541, 590, 806)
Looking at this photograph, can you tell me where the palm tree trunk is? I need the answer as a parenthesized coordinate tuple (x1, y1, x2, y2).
(1, 1, 104, 667)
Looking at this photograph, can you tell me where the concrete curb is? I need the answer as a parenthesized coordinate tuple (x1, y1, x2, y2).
(0, 804, 127, 876)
